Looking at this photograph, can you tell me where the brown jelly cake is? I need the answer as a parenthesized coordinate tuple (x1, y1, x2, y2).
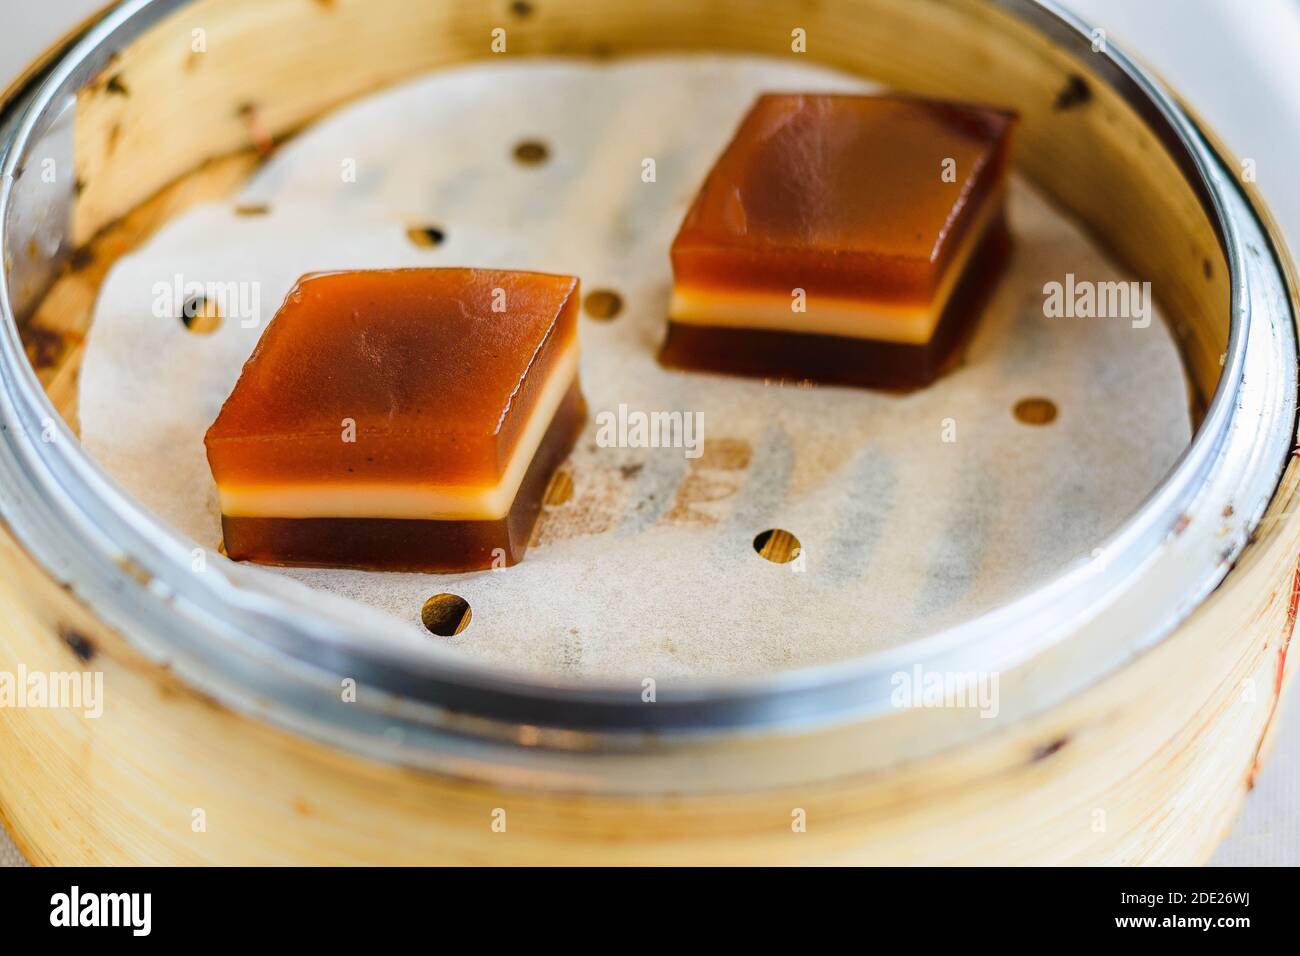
(661, 93, 1017, 388)
(205, 268, 585, 572)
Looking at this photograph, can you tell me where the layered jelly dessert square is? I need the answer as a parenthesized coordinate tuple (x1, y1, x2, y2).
(205, 268, 585, 572)
(660, 93, 1016, 388)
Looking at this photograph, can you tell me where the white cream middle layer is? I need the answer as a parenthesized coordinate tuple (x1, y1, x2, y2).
(669, 189, 1004, 346)
(216, 346, 579, 521)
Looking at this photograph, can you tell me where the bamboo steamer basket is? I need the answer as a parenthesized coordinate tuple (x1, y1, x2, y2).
(0, 0, 1296, 866)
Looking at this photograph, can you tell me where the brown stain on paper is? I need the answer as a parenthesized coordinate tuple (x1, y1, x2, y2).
(531, 438, 754, 545)
(663, 438, 752, 527)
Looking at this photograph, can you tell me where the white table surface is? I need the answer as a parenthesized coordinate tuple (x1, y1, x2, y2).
(0, 0, 1294, 867)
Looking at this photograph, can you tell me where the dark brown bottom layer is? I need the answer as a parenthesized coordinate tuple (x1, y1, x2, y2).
(221, 382, 586, 573)
(658, 215, 1012, 390)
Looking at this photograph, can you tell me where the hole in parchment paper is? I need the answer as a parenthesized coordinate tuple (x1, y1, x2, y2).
(753, 529, 801, 564)
(1013, 397, 1058, 426)
(583, 288, 623, 320)
(543, 469, 574, 505)
(510, 0, 535, 16)
(234, 203, 270, 217)
(406, 225, 446, 248)
(513, 139, 550, 166)
(180, 294, 222, 335)
(421, 593, 472, 636)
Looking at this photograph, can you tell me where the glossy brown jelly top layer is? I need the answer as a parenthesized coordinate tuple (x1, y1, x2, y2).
(206, 268, 579, 488)
(671, 93, 1016, 303)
